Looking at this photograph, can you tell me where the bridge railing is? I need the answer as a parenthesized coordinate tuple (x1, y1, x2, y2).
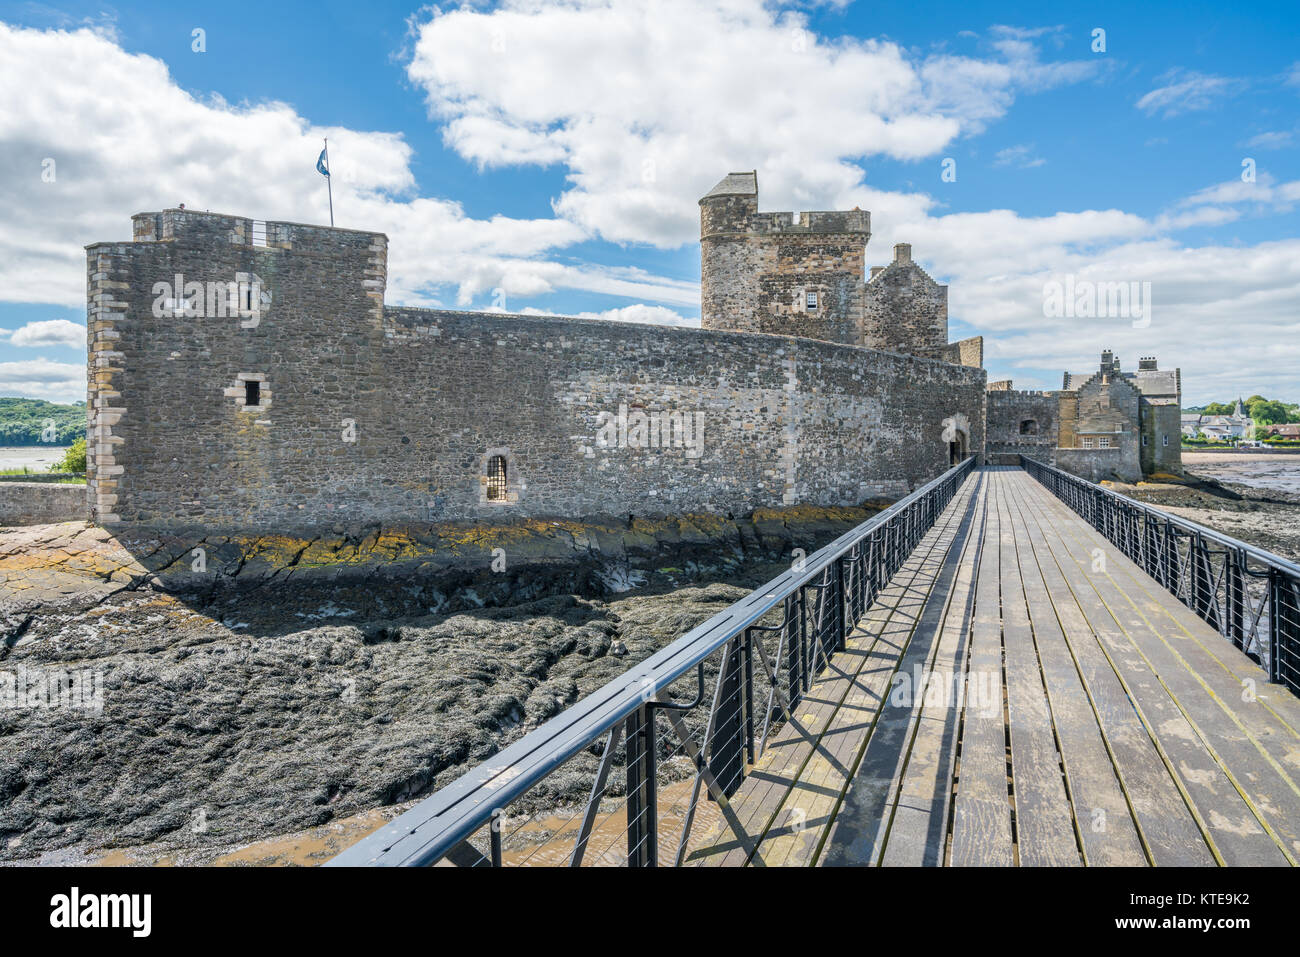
(1021, 455, 1300, 697)
(328, 456, 976, 867)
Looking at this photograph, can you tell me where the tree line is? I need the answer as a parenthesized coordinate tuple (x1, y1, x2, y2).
(1186, 395, 1300, 427)
(0, 397, 86, 446)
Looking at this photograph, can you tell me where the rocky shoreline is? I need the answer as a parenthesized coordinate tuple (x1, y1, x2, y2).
(0, 504, 881, 865)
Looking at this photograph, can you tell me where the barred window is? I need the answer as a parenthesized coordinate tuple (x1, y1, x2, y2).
(805, 291, 818, 309)
(1098, 436, 1111, 449)
(486, 455, 508, 501)
(1082, 436, 1095, 449)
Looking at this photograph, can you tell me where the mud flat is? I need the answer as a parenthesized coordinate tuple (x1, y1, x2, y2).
(0, 504, 879, 865)
(1181, 450, 1300, 495)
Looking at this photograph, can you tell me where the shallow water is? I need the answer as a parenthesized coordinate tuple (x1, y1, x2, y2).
(1180, 451, 1300, 494)
(0, 445, 70, 471)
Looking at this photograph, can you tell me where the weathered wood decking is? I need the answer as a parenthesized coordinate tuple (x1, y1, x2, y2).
(689, 467, 1300, 866)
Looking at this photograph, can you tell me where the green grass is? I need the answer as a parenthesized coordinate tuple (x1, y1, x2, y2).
(0, 466, 85, 484)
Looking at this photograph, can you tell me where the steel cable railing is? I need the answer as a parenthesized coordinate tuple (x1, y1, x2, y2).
(328, 456, 976, 867)
(1020, 455, 1300, 697)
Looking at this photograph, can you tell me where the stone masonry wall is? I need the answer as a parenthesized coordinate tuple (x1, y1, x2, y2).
(0, 483, 87, 526)
(86, 209, 386, 528)
(986, 390, 1059, 466)
(86, 208, 985, 534)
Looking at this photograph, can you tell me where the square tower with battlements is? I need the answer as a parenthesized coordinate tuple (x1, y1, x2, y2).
(699, 172, 978, 367)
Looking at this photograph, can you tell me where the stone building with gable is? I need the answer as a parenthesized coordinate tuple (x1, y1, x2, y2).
(989, 350, 1183, 483)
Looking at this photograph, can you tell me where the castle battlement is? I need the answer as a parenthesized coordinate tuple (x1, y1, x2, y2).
(124, 208, 386, 257)
(749, 209, 871, 236)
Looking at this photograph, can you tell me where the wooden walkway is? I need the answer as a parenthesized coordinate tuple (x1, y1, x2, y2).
(689, 467, 1300, 866)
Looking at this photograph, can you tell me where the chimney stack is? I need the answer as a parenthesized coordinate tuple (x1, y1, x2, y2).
(893, 243, 911, 263)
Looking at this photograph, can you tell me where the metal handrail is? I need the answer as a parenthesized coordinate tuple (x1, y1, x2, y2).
(329, 456, 976, 866)
(1020, 455, 1300, 696)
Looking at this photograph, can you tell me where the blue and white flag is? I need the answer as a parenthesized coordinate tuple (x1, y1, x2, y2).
(316, 149, 330, 177)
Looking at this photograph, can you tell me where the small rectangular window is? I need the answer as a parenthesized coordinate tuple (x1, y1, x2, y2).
(1142, 434, 1148, 446)
(1082, 436, 1095, 449)
(1162, 434, 1169, 446)
(805, 291, 817, 309)
(1099, 436, 1110, 449)
(244, 380, 260, 407)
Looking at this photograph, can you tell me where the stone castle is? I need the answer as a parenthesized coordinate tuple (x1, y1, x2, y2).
(82, 171, 1175, 533)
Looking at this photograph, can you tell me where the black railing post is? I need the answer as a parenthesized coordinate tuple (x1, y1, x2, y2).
(835, 555, 847, 653)
(708, 638, 746, 800)
(625, 705, 658, 867)
(1270, 571, 1299, 693)
(743, 630, 755, 765)
(787, 591, 805, 702)
(490, 809, 503, 867)
(1269, 569, 1283, 686)
(1191, 535, 1218, 629)
(1227, 550, 1245, 651)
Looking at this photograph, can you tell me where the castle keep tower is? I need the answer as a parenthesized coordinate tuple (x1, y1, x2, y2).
(698, 172, 975, 367)
(699, 171, 870, 345)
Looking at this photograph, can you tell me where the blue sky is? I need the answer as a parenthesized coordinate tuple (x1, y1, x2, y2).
(0, 0, 1297, 405)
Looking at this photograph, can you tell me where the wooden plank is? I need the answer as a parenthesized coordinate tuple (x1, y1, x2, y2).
(872, 477, 986, 867)
(1006, 475, 1151, 866)
(1019, 479, 1297, 865)
(818, 474, 988, 865)
(750, 477, 982, 866)
(1006, 472, 1216, 866)
(948, 473, 1015, 866)
(994, 471, 1081, 866)
(688, 475, 980, 864)
(1026, 479, 1300, 772)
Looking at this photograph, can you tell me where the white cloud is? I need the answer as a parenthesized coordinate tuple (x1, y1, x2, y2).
(1242, 130, 1294, 149)
(993, 144, 1045, 168)
(0, 22, 642, 311)
(498, 303, 697, 326)
(2, 319, 85, 348)
(407, 4, 1101, 246)
(0, 358, 84, 403)
(1136, 69, 1241, 117)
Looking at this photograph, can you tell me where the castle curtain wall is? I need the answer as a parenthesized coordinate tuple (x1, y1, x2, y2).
(86, 211, 984, 533)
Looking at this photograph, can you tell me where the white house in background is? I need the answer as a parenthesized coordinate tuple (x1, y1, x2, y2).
(1181, 398, 1254, 441)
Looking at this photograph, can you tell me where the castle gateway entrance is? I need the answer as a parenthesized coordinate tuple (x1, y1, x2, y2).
(948, 431, 968, 466)
(942, 413, 970, 466)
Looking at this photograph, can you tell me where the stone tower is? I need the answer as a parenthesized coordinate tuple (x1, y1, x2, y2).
(699, 171, 870, 345)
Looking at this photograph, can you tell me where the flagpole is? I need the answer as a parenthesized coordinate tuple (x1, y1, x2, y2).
(324, 137, 334, 226)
